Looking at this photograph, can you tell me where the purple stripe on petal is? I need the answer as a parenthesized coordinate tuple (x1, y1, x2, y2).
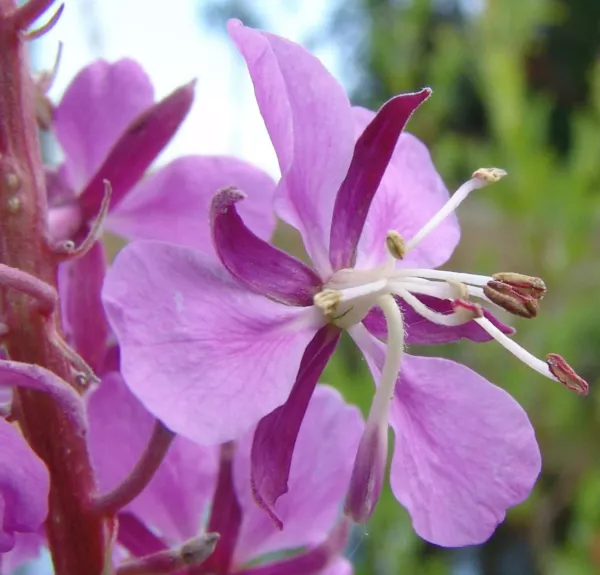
(78, 80, 195, 221)
(250, 326, 341, 529)
(236, 521, 349, 575)
(329, 89, 431, 271)
(201, 443, 243, 575)
(211, 187, 322, 306)
(363, 294, 515, 345)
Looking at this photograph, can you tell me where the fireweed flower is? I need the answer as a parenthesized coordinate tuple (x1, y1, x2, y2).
(86, 374, 361, 574)
(48, 59, 275, 373)
(103, 21, 586, 546)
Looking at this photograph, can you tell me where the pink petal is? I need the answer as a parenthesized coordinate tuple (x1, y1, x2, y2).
(0, 532, 45, 574)
(352, 108, 460, 270)
(102, 241, 324, 445)
(233, 386, 363, 566)
(107, 155, 277, 250)
(389, 354, 541, 546)
(251, 326, 341, 528)
(211, 187, 322, 306)
(54, 59, 154, 189)
(330, 90, 431, 270)
(362, 294, 515, 345)
(87, 372, 217, 541)
(227, 19, 355, 276)
(58, 241, 109, 374)
(78, 80, 195, 221)
(0, 419, 49, 551)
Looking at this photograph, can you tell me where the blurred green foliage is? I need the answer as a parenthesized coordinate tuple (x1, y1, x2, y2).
(202, 0, 600, 573)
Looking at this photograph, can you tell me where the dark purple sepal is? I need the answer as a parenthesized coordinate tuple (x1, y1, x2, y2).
(363, 294, 516, 345)
(236, 520, 349, 575)
(116, 512, 167, 558)
(211, 187, 322, 306)
(199, 443, 243, 575)
(251, 325, 341, 529)
(78, 80, 196, 220)
(329, 89, 431, 271)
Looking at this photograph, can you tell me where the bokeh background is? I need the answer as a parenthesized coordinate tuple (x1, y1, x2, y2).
(30, 0, 600, 574)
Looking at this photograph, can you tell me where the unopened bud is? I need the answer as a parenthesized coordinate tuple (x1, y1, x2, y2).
(314, 289, 342, 317)
(484, 281, 538, 319)
(386, 230, 406, 260)
(492, 272, 546, 299)
(546, 354, 588, 395)
(472, 167, 507, 184)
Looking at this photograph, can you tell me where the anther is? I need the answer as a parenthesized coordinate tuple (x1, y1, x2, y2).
(386, 230, 406, 260)
(314, 289, 342, 317)
(472, 167, 507, 184)
(546, 354, 589, 395)
(446, 279, 469, 300)
(483, 281, 538, 319)
(492, 272, 546, 299)
(4, 172, 20, 192)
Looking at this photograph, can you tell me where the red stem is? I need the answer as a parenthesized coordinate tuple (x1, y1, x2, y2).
(0, 2, 107, 574)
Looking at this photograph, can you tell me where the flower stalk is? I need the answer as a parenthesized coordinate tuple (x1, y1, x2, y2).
(0, 1, 107, 573)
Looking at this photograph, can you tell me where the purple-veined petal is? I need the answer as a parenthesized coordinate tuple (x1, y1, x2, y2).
(107, 155, 276, 251)
(227, 19, 354, 276)
(330, 91, 431, 271)
(390, 354, 541, 546)
(87, 372, 217, 542)
(78, 80, 195, 221)
(236, 520, 350, 575)
(117, 512, 166, 558)
(200, 444, 242, 575)
(54, 59, 154, 190)
(362, 294, 515, 345)
(0, 361, 86, 433)
(250, 326, 341, 528)
(351, 108, 460, 270)
(350, 324, 541, 546)
(234, 386, 363, 566)
(0, 532, 45, 574)
(102, 241, 324, 445)
(0, 419, 49, 552)
(58, 241, 109, 374)
(211, 187, 322, 306)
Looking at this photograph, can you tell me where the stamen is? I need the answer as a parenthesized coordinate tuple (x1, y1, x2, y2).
(483, 281, 539, 319)
(474, 317, 588, 394)
(492, 272, 546, 299)
(452, 298, 484, 319)
(393, 269, 493, 286)
(386, 230, 406, 260)
(368, 295, 405, 424)
(313, 289, 342, 317)
(395, 288, 478, 326)
(405, 167, 507, 252)
(546, 354, 588, 395)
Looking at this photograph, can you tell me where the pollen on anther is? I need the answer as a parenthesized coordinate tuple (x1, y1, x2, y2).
(472, 167, 507, 183)
(386, 231, 406, 260)
(314, 289, 342, 316)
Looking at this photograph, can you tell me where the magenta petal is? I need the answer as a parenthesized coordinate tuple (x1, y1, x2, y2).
(227, 19, 354, 276)
(352, 108, 460, 270)
(330, 90, 431, 270)
(0, 419, 49, 552)
(250, 326, 341, 528)
(390, 354, 541, 546)
(102, 241, 324, 444)
(236, 521, 350, 575)
(58, 241, 109, 373)
(54, 59, 155, 189)
(87, 372, 217, 541)
(234, 386, 363, 565)
(0, 532, 45, 574)
(211, 187, 322, 306)
(78, 80, 195, 221)
(363, 294, 515, 344)
(107, 155, 276, 250)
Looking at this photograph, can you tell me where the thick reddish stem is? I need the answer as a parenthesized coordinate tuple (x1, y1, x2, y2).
(0, 2, 107, 574)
